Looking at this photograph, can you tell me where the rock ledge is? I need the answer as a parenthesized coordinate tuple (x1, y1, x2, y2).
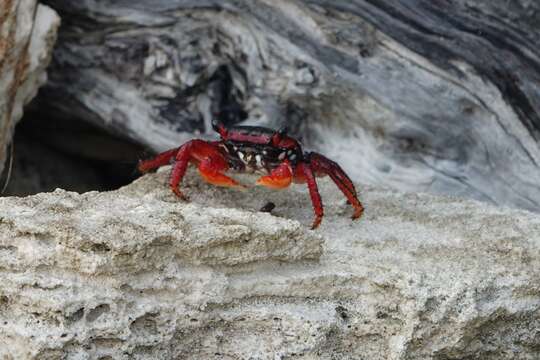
(1, 168, 539, 359)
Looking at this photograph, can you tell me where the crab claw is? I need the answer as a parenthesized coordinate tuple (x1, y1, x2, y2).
(255, 161, 293, 189)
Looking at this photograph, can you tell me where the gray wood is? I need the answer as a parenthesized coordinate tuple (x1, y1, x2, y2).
(40, 0, 540, 211)
(0, 1, 59, 177)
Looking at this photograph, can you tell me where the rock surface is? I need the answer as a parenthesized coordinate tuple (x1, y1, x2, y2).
(0, 1, 60, 175)
(37, 0, 540, 213)
(1, 168, 539, 359)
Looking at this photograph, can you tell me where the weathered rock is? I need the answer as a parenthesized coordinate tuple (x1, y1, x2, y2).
(1, 168, 539, 359)
(37, 0, 540, 214)
(0, 1, 60, 175)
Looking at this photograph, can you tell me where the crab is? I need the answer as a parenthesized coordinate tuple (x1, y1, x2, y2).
(138, 121, 364, 229)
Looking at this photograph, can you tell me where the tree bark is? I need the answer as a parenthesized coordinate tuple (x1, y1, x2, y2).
(39, 0, 540, 212)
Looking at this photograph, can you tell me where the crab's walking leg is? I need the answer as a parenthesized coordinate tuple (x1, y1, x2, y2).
(326, 170, 363, 219)
(309, 152, 364, 219)
(256, 161, 293, 189)
(297, 162, 324, 229)
(138, 147, 179, 173)
(169, 144, 192, 200)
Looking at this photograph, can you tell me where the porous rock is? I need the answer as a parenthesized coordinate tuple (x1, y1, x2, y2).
(1, 168, 539, 359)
(0, 1, 60, 175)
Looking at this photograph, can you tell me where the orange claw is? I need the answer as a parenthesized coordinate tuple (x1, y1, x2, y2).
(198, 158, 245, 189)
(256, 161, 293, 189)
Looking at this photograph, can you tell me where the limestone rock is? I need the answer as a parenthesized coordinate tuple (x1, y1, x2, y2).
(0, 1, 60, 175)
(1, 168, 539, 359)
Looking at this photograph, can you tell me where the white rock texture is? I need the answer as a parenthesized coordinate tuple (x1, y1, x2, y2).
(1, 168, 539, 359)
(0, 1, 60, 174)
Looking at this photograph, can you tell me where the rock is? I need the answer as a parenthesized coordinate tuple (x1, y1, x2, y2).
(0, 1, 60, 175)
(36, 0, 540, 214)
(1, 168, 539, 359)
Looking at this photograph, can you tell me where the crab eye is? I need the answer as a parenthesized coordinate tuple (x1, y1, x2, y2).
(278, 152, 286, 160)
(255, 155, 264, 167)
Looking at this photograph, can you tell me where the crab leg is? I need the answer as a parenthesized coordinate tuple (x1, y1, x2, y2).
(256, 161, 293, 189)
(309, 152, 364, 219)
(138, 147, 179, 173)
(297, 162, 324, 229)
(168, 144, 192, 200)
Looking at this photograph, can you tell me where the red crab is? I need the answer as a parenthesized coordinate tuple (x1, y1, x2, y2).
(138, 121, 364, 229)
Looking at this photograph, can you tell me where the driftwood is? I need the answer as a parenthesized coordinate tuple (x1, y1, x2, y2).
(39, 0, 540, 212)
(0, 0, 59, 176)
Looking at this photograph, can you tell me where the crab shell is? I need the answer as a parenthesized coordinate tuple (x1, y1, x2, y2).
(217, 125, 302, 174)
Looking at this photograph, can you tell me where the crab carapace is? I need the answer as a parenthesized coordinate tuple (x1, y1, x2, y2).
(138, 121, 364, 229)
